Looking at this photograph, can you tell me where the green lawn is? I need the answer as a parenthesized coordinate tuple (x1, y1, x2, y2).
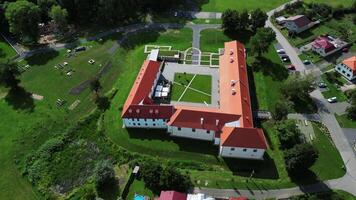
(335, 114, 356, 128)
(0, 36, 17, 62)
(195, 0, 289, 12)
(180, 88, 211, 104)
(172, 73, 212, 104)
(299, 51, 322, 64)
(310, 123, 345, 180)
(282, 14, 356, 47)
(0, 33, 123, 199)
(321, 74, 348, 102)
(304, 0, 355, 7)
(200, 29, 231, 52)
(126, 180, 154, 200)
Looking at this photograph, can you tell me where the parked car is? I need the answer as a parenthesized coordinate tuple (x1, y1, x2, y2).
(327, 97, 337, 103)
(342, 48, 349, 53)
(75, 46, 86, 52)
(277, 49, 285, 54)
(303, 60, 311, 65)
(282, 57, 290, 62)
(288, 64, 296, 70)
(318, 82, 327, 88)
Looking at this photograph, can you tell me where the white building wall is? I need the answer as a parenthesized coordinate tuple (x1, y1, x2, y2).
(335, 63, 355, 81)
(219, 146, 265, 160)
(168, 126, 215, 141)
(123, 118, 167, 129)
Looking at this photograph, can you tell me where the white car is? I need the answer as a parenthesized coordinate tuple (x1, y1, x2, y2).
(327, 97, 337, 103)
(277, 49, 285, 54)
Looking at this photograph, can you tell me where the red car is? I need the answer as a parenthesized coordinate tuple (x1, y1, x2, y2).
(288, 64, 296, 70)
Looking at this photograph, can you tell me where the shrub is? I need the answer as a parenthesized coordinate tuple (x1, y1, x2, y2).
(93, 160, 116, 190)
(277, 120, 302, 149)
(284, 143, 318, 175)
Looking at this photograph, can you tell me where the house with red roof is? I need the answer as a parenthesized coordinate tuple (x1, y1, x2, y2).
(335, 56, 356, 81)
(121, 41, 268, 160)
(156, 191, 187, 200)
(283, 15, 313, 33)
(311, 36, 337, 57)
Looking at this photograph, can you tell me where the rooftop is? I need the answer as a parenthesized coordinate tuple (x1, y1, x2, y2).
(286, 15, 311, 28)
(342, 56, 356, 72)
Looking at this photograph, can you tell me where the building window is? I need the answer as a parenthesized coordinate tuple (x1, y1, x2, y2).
(145, 123, 148, 126)
(253, 149, 257, 152)
(138, 123, 141, 126)
(153, 123, 156, 126)
(133, 123, 136, 126)
(144, 119, 147, 121)
(347, 74, 350, 77)
(231, 148, 235, 151)
(243, 149, 247, 152)
(192, 128, 196, 132)
(178, 127, 181, 131)
(153, 119, 155, 122)
(206, 130, 210, 134)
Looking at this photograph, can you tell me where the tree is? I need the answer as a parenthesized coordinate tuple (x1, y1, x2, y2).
(277, 120, 302, 149)
(346, 106, 356, 120)
(239, 9, 250, 30)
(49, 5, 68, 33)
(250, 27, 275, 56)
(90, 77, 101, 96)
(281, 74, 315, 102)
(0, 62, 20, 89)
(160, 165, 192, 192)
(284, 143, 318, 175)
(310, 3, 332, 18)
(5, 0, 41, 43)
(250, 8, 267, 31)
(222, 9, 240, 34)
(94, 160, 116, 190)
(273, 100, 292, 121)
(37, 0, 57, 21)
(140, 161, 163, 193)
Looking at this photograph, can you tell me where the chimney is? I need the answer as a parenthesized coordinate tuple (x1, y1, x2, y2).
(216, 119, 219, 126)
(200, 117, 204, 125)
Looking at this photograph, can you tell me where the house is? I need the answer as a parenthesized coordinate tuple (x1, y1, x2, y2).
(275, 16, 287, 25)
(283, 15, 313, 33)
(156, 191, 187, 200)
(311, 36, 336, 57)
(121, 41, 268, 160)
(187, 193, 214, 200)
(335, 56, 356, 81)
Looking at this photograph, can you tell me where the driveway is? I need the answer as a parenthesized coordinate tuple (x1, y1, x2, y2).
(342, 128, 356, 156)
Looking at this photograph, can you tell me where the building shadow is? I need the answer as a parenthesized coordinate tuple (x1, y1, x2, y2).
(290, 169, 332, 195)
(4, 86, 35, 112)
(97, 179, 120, 200)
(126, 128, 218, 156)
(223, 153, 279, 179)
(251, 56, 289, 81)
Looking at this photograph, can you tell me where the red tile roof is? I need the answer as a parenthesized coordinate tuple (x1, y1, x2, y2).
(230, 197, 248, 200)
(286, 15, 311, 28)
(221, 127, 268, 149)
(167, 107, 240, 131)
(342, 56, 356, 72)
(122, 60, 162, 118)
(122, 104, 175, 119)
(312, 37, 336, 53)
(157, 191, 187, 200)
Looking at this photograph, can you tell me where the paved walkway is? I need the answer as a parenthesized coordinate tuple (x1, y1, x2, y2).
(287, 113, 322, 122)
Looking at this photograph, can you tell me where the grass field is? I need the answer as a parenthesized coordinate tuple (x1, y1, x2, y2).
(0, 36, 17, 62)
(321, 74, 348, 102)
(171, 73, 212, 104)
(195, 0, 289, 12)
(126, 180, 154, 200)
(310, 123, 345, 180)
(200, 29, 231, 52)
(335, 114, 356, 128)
(0, 33, 123, 199)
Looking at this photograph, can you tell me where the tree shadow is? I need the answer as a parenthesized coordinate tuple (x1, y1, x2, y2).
(126, 129, 218, 156)
(223, 153, 279, 179)
(96, 96, 111, 111)
(0, 48, 5, 59)
(24, 49, 59, 66)
(247, 65, 259, 112)
(251, 56, 289, 81)
(224, 29, 254, 45)
(4, 86, 35, 112)
(97, 179, 120, 200)
(289, 169, 332, 194)
(292, 95, 318, 114)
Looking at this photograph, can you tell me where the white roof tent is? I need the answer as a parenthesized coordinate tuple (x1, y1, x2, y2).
(149, 49, 159, 61)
